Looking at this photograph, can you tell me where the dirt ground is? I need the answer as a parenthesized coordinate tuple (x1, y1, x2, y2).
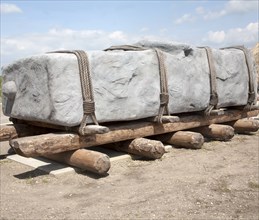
(0, 130, 258, 220)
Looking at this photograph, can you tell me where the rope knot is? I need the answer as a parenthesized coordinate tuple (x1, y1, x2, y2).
(160, 93, 169, 105)
(83, 100, 95, 114)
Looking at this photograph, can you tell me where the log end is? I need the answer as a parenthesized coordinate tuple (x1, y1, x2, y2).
(130, 138, 165, 159)
(9, 139, 30, 157)
(94, 154, 111, 174)
(216, 125, 235, 141)
(190, 132, 204, 149)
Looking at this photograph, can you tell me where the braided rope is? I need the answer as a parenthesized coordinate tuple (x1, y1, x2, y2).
(199, 46, 218, 116)
(220, 46, 256, 110)
(154, 48, 170, 123)
(48, 50, 98, 135)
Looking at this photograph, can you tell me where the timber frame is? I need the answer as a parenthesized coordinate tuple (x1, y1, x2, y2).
(1, 108, 259, 175)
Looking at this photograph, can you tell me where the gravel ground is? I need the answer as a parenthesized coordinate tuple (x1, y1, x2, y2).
(0, 131, 258, 220)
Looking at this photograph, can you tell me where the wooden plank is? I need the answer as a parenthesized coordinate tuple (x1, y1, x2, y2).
(10, 109, 259, 157)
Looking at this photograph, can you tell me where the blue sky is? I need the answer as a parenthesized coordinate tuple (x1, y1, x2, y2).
(1, 0, 258, 66)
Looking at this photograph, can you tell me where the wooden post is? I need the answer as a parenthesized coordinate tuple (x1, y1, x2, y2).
(110, 138, 165, 159)
(44, 149, 110, 175)
(155, 131, 204, 149)
(0, 124, 52, 142)
(226, 119, 259, 134)
(9, 110, 259, 157)
(193, 124, 234, 141)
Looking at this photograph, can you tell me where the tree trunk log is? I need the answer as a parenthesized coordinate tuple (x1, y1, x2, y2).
(9, 109, 258, 157)
(226, 119, 259, 134)
(193, 124, 234, 141)
(0, 124, 53, 142)
(44, 149, 110, 175)
(110, 138, 165, 159)
(155, 131, 204, 149)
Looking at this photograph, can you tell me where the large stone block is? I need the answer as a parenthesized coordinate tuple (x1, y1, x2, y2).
(1, 41, 257, 127)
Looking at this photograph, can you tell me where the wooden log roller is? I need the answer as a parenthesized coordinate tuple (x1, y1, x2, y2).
(193, 124, 235, 141)
(154, 131, 204, 149)
(226, 119, 259, 134)
(109, 138, 165, 159)
(44, 149, 111, 175)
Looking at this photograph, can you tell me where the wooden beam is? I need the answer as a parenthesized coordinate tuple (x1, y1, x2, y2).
(10, 109, 259, 157)
(44, 149, 110, 175)
(0, 124, 53, 142)
(193, 124, 234, 141)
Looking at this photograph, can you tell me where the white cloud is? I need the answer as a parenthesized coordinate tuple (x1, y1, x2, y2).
(202, 0, 258, 20)
(175, 14, 195, 24)
(140, 27, 149, 32)
(195, 6, 205, 15)
(108, 31, 127, 42)
(207, 31, 226, 44)
(203, 22, 258, 47)
(226, 0, 258, 13)
(0, 3, 22, 14)
(0, 28, 127, 66)
(1, 28, 171, 66)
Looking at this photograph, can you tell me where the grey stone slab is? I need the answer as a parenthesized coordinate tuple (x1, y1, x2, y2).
(1, 41, 257, 127)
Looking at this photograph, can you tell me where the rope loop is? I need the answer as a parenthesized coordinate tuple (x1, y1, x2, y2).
(160, 93, 169, 106)
(220, 46, 256, 110)
(48, 50, 98, 135)
(198, 46, 218, 116)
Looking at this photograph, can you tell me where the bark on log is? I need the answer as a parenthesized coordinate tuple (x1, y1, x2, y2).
(226, 119, 259, 133)
(155, 131, 204, 149)
(9, 109, 258, 157)
(110, 138, 165, 159)
(45, 149, 110, 175)
(193, 124, 234, 141)
(0, 124, 52, 142)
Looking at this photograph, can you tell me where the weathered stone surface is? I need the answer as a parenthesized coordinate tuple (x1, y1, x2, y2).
(1, 41, 258, 127)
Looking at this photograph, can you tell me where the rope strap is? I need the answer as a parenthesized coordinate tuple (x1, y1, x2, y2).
(48, 50, 98, 135)
(199, 46, 218, 116)
(154, 48, 170, 123)
(104, 45, 170, 123)
(220, 46, 256, 110)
